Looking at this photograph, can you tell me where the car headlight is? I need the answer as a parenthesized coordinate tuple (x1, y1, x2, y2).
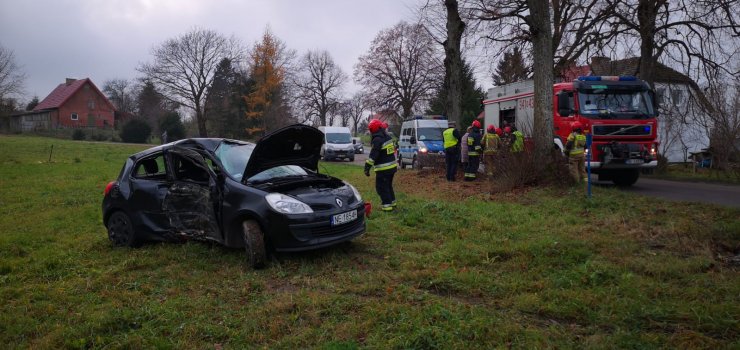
(265, 193, 313, 214)
(344, 181, 362, 202)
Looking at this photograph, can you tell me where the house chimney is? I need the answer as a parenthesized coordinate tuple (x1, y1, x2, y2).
(65, 78, 77, 85)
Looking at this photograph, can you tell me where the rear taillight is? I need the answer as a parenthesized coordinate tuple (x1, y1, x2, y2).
(104, 181, 116, 196)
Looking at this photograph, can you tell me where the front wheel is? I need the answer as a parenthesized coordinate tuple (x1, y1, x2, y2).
(412, 156, 420, 170)
(398, 155, 406, 169)
(242, 220, 266, 269)
(107, 211, 139, 247)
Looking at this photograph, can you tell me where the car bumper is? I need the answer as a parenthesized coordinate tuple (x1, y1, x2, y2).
(266, 203, 366, 252)
(325, 149, 354, 158)
(586, 160, 658, 169)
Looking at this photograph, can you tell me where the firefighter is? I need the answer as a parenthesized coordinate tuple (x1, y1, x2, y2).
(365, 119, 398, 211)
(464, 120, 483, 181)
(460, 126, 472, 175)
(443, 121, 461, 181)
(564, 121, 587, 183)
(483, 125, 501, 178)
(511, 126, 524, 153)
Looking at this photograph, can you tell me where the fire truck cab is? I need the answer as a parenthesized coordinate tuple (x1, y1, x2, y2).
(483, 76, 659, 186)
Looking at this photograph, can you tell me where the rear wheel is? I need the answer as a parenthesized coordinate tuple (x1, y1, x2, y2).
(412, 156, 420, 170)
(398, 155, 406, 169)
(242, 220, 266, 269)
(349, 156, 355, 162)
(107, 211, 138, 247)
(612, 169, 640, 187)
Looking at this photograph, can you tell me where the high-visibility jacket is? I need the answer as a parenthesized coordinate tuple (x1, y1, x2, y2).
(443, 128, 460, 149)
(566, 132, 587, 157)
(366, 131, 398, 172)
(483, 133, 500, 155)
(511, 130, 524, 152)
(467, 129, 482, 156)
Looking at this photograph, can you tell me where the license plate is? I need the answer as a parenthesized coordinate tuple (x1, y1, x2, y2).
(626, 159, 644, 164)
(331, 210, 357, 226)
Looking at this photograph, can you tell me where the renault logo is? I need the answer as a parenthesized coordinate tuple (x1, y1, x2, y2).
(335, 198, 343, 207)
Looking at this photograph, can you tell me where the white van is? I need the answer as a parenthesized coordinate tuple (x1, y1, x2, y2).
(397, 116, 448, 169)
(318, 126, 355, 161)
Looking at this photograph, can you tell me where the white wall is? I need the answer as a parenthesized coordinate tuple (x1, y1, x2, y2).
(655, 82, 711, 162)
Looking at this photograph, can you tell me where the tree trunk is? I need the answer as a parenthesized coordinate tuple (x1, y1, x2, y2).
(637, 0, 658, 88)
(526, 0, 554, 163)
(444, 0, 465, 127)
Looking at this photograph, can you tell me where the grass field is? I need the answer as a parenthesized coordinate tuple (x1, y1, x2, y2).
(1, 135, 738, 349)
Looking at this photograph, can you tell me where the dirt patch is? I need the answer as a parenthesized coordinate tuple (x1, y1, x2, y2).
(394, 168, 532, 202)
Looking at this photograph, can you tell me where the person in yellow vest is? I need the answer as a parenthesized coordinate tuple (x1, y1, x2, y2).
(511, 126, 524, 153)
(442, 121, 461, 181)
(482, 125, 501, 178)
(564, 121, 587, 183)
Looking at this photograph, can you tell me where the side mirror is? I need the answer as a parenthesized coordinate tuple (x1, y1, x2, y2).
(410, 136, 416, 144)
(557, 91, 572, 116)
(352, 139, 356, 144)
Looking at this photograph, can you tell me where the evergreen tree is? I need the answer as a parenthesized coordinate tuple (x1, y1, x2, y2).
(492, 47, 531, 86)
(427, 61, 485, 128)
(25, 96, 39, 111)
(205, 58, 255, 139)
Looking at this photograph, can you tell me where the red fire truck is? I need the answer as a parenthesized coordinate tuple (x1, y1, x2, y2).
(483, 76, 658, 186)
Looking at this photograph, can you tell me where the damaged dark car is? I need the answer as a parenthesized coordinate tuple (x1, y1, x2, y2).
(102, 124, 366, 268)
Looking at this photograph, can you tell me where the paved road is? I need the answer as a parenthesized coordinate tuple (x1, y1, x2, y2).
(606, 177, 740, 208)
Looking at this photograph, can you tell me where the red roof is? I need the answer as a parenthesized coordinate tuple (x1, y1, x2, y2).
(33, 78, 114, 111)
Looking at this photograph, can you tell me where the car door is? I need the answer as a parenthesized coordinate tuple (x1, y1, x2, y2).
(127, 152, 171, 235)
(163, 146, 222, 243)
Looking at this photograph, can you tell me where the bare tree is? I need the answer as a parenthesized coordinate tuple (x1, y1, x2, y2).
(0, 45, 26, 101)
(341, 92, 369, 135)
(465, 0, 619, 76)
(354, 21, 443, 119)
(606, 0, 740, 87)
(293, 50, 347, 126)
(102, 78, 138, 114)
(138, 28, 242, 137)
(703, 72, 740, 171)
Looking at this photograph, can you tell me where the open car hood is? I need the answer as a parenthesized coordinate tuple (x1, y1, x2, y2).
(242, 124, 324, 181)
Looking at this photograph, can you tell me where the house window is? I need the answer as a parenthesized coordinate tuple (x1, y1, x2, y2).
(71, 113, 78, 121)
(88, 99, 95, 110)
(656, 88, 666, 106)
(671, 89, 684, 106)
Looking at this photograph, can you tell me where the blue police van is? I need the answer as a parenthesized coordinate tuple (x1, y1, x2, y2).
(397, 116, 448, 169)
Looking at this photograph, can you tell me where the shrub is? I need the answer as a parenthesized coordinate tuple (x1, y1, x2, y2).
(120, 119, 152, 144)
(159, 112, 186, 142)
(71, 129, 86, 141)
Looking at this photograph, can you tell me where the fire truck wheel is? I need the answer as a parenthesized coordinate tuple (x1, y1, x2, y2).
(612, 169, 639, 187)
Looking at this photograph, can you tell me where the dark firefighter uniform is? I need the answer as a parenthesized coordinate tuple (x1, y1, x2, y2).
(365, 130, 398, 211)
(443, 126, 461, 181)
(464, 126, 482, 181)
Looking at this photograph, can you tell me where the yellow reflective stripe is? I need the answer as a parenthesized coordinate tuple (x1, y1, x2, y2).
(374, 162, 398, 171)
(366, 159, 375, 165)
(468, 152, 479, 156)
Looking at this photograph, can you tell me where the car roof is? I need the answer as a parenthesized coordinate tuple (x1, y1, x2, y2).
(129, 138, 252, 160)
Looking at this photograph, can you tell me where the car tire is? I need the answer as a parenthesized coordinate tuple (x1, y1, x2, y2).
(107, 211, 139, 247)
(412, 156, 420, 170)
(349, 156, 355, 162)
(398, 155, 406, 169)
(242, 220, 266, 269)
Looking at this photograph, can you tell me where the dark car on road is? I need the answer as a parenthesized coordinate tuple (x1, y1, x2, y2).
(102, 125, 366, 268)
(352, 137, 364, 154)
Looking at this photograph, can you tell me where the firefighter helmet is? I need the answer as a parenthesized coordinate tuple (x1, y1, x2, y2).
(381, 122, 388, 129)
(572, 121, 583, 131)
(471, 120, 481, 129)
(504, 126, 511, 134)
(368, 119, 383, 133)
(495, 127, 503, 136)
(487, 125, 495, 133)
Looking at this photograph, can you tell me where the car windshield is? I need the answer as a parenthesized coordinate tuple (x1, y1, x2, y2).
(417, 127, 444, 141)
(214, 142, 254, 181)
(578, 89, 655, 119)
(248, 165, 309, 183)
(326, 133, 351, 143)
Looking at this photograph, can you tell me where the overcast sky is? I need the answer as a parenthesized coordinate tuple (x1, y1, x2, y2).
(1, 0, 422, 101)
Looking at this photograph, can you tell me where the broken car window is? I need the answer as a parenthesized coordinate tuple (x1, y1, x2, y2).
(133, 154, 166, 180)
